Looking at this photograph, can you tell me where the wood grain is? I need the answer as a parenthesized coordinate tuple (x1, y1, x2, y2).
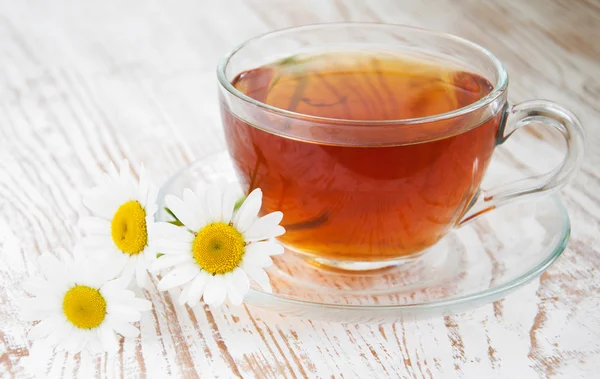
(0, 0, 598, 377)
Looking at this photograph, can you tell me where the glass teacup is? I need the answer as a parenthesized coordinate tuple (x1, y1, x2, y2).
(217, 23, 584, 270)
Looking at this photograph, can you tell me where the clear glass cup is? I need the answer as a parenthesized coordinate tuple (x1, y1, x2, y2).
(217, 23, 584, 270)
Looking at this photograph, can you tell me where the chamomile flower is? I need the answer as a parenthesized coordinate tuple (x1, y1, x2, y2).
(21, 252, 152, 354)
(79, 160, 158, 288)
(154, 181, 285, 307)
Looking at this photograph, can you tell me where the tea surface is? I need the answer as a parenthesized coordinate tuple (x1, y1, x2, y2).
(232, 52, 493, 120)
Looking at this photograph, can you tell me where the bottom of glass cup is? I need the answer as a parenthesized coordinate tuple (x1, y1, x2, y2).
(279, 242, 431, 272)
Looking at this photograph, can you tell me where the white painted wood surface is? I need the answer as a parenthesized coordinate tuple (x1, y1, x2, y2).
(0, 0, 598, 377)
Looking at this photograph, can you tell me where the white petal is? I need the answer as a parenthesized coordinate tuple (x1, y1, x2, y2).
(186, 271, 210, 307)
(165, 194, 202, 231)
(74, 330, 92, 354)
(77, 331, 93, 354)
(154, 242, 193, 256)
(20, 308, 54, 322)
(221, 184, 239, 224)
(233, 188, 262, 232)
(78, 217, 110, 235)
(65, 328, 86, 353)
(106, 304, 141, 322)
(178, 281, 192, 306)
(120, 259, 137, 285)
(244, 212, 284, 241)
(205, 181, 225, 221)
(153, 222, 194, 242)
(153, 235, 194, 253)
(194, 182, 209, 206)
(74, 338, 90, 355)
(144, 222, 159, 257)
(100, 276, 130, 295)
(119, 160, 134, 189)
(27, 317, 60, 340)
(95, 253, 126, 282)
(246, 241, 284, 257)
(92, 169, 113, 187)
(83, 194, 116, 220)
(146, 187, 159, 217)
(107, 316, 139, 338)
(22, 278, 50, 297)
(157, 264, 199, 291)
(105, 161, 119, 180)
(232, 267, 250, 293)
(242, 245, 273, 268)
(102, 288, 135, 304)
(136, 268, 150, 289)
(137, 166, 150, 208)
(87, 272, 110, 291)
(45, 319, 73, 347)
(21, 297, 60, 313)
(73, 257, 110, 287)
(227, 268, 249, 305)
(71, 264, 90, 286)
(152, 254, 193, 272)
(87, 333, 102, 353)
(202, 276, 227, 306)
(135, 257, 149, 289)
(226, 284, 243, 306)
(84, 185, 131, 220)
(38, 253, 64, 281)
(242, 262, 272, 293)
(73, 243, 88, 261)
(98, 324, 117, 354)
(182, 188, 208, 226)
(56, 324, 77, 352)
(80, 235, 117, 254)
(250, 226, 285, 243)
(124, 298, 152, 312)
(54, 248, 74, 264)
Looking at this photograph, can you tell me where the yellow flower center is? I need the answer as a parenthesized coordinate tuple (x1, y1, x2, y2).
(192, 222, 245, 275)
(111, 200, 148, 255)
(62, 285, 107, 329)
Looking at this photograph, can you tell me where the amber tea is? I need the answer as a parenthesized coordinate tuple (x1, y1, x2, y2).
(222, 53, 502, 261)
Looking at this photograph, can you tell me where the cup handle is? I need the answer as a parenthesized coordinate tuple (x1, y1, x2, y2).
(457, 100, 585, 226)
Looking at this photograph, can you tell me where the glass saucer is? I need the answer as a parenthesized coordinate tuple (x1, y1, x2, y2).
(156, 151, 570, 323)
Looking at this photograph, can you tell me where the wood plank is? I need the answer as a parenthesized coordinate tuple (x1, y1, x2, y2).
(0, 0, 598, 377)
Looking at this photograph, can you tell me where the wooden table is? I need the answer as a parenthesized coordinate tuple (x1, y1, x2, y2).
(1, 0, 598, 377)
